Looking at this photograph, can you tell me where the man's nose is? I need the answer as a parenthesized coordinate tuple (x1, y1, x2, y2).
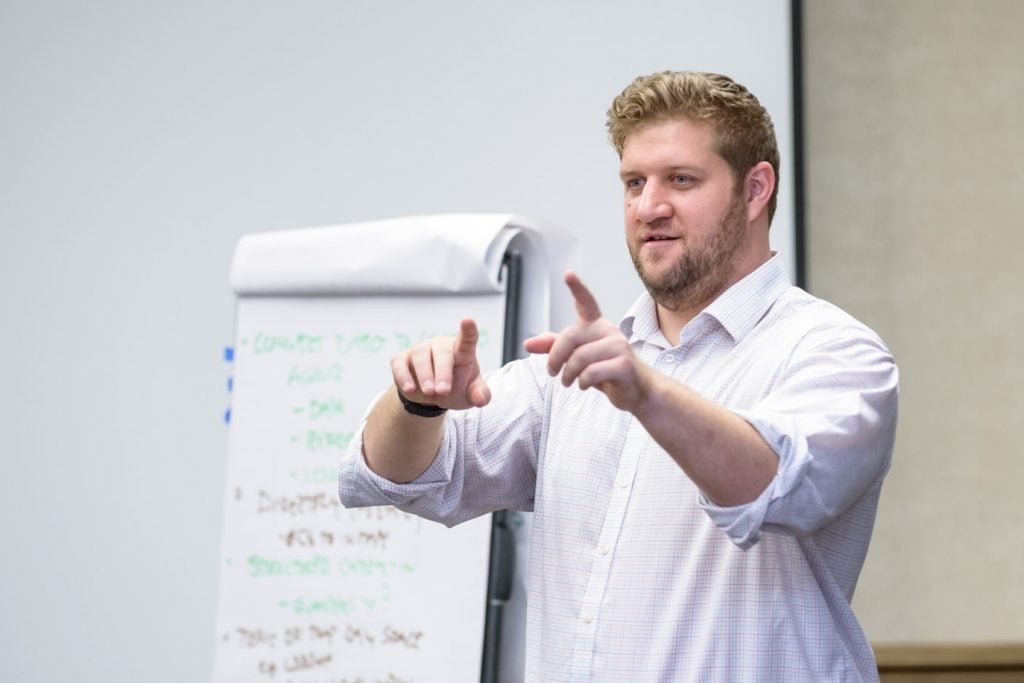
(634, 182, 673, 223)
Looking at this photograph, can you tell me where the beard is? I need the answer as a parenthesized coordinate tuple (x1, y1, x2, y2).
(629, 192, 747, 312)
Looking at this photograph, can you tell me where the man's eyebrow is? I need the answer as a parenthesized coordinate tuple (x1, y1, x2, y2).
(619, 164, 704, 180)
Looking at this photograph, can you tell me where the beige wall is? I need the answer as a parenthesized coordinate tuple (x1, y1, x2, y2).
(803, 1, 1024, 642)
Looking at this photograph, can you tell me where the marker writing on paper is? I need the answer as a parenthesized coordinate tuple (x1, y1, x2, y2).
(223, 345, 234, 424)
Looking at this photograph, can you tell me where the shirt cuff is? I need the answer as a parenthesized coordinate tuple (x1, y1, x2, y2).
(697, 408, 810, 549)
(337, 404, 456, 509)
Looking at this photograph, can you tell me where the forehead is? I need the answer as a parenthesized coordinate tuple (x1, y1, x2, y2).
(619, 118, 722, 170)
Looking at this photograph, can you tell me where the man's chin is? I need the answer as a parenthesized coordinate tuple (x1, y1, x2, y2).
(636, 259, 689, 291)
(638, 271, 693, 302)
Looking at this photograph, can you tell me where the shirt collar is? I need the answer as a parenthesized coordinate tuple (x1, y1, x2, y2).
(619, 254, 792, 346)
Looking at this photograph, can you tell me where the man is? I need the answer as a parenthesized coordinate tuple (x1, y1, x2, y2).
(339, 71, 898, 681)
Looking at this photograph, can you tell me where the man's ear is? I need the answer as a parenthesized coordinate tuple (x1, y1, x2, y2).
(745, 161, 775, 223)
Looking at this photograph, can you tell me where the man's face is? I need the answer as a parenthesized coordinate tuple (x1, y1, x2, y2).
(619, 118, 749, 311)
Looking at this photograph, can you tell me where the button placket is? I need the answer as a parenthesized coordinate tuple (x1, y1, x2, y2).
(568, 418, 645, 677)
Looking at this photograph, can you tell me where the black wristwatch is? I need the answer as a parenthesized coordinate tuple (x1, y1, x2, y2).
(396, 387, 448, 418)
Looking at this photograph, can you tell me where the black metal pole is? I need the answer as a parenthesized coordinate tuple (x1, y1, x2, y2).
(791, 0, 808, 290)
(480, 250, 522, 683)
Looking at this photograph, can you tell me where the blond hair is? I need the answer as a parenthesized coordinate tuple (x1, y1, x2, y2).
(607, 71, 780, 223)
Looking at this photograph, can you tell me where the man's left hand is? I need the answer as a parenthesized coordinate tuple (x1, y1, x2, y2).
(524, 270, 653, 414)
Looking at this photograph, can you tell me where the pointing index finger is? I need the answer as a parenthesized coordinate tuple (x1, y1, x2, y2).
(565, 270, 602, 323)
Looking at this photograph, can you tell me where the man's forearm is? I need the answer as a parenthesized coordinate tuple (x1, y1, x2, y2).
(362, 388, 447, 484)
(633, 370, 779, 507)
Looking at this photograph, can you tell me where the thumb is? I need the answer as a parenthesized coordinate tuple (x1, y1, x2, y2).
(453, 318, 480, 363)
(523, 332, 556, 355)
(467, 375, 492, 407)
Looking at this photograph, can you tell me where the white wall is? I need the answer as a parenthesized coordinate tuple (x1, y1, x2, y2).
(0, 2, 794, 680)
(804, 0, 1024, 644)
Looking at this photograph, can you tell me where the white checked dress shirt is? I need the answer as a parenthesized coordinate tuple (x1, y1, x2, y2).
(340, 255, 899, 682)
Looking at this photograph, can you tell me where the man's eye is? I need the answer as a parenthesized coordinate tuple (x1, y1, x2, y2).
(626, 178, 644, 190)
(672, 175, 693, 185)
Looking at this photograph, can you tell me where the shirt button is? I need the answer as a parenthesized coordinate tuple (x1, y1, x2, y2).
(617, 478, 629, 489)
(664, 353, 676, 363)
(599, 545, 609, 556)
(582, 612, 593, 624)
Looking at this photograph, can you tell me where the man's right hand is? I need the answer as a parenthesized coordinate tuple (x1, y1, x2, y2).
(390, 317, 492, 411)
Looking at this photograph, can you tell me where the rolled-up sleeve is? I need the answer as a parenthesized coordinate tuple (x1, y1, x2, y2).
(700, 324, 899, 549)
(337, 398, 459, 509)
(338, 355, 549, 527)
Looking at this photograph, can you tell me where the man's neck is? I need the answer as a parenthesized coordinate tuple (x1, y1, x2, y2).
(655, 250, 772, 346)
(655, 297, 713, 347)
